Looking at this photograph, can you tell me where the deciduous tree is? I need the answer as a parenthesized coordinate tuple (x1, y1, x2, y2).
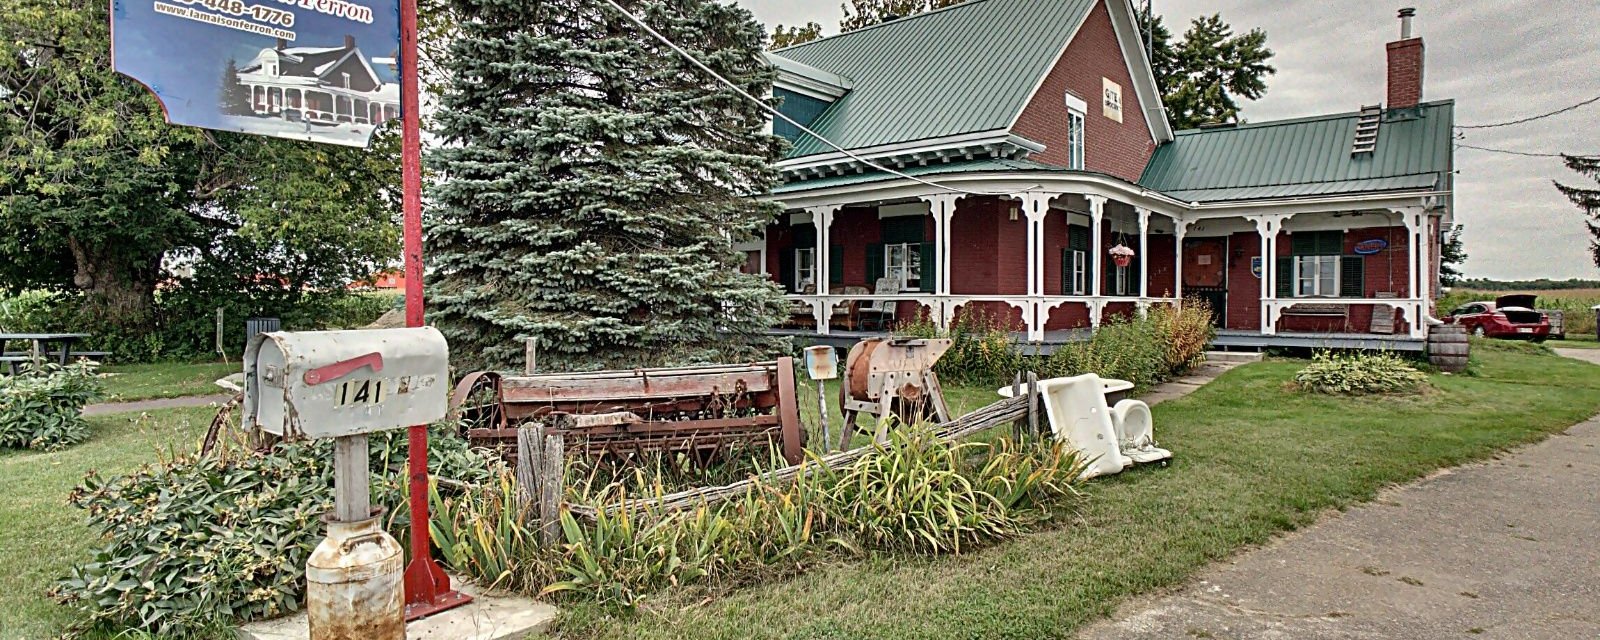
(770, 22, 823, 49)
(428, 0, 790, 370)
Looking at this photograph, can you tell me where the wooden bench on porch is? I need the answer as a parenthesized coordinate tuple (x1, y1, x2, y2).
(1281, 302, 1350, 319)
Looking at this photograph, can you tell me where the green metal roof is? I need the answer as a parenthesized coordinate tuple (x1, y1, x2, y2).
(771, 0, 1095, 160)
(1139, 100, 1455, 203)
(769, 159, 1070, 195)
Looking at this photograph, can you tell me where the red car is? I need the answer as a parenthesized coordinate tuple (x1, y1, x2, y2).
(1446, 294, 1551, 341)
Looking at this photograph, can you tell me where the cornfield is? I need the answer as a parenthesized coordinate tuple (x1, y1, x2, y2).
(1439, 289, 1600, 336)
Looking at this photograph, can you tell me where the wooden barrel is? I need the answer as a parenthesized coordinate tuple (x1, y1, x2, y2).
(1427, 325, 1470, 373)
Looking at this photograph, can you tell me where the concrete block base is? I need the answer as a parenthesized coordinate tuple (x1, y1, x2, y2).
(239, 579, 555, 640)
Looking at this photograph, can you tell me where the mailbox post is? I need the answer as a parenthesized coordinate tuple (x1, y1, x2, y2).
(803, 346, 838, 452)
(244, 328, 451, 640)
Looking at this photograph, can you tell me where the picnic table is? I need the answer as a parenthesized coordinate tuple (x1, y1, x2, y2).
(0, 333, 94, 374)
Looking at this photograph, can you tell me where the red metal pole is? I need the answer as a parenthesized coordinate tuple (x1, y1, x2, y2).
(399, 0, 470, 619)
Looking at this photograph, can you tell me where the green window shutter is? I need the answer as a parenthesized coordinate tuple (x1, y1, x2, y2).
(1340, 255, 1364, 298)
(918, 242, 936, 293)
(1290, 231, 1344, 256)
(1127, 256, 1141, 295)
(881, 217, 925, 244)
(793, 225, 817, 249)
(1068, 225, 1089, 251)
(779, 250, 796, 293)
(1318, 231, 1345, 256)
(829, 244, 844, 285)
(1277, 257, 1293, 298)
(1061, 248, 1072, 296)
(865, 243, 884, 285)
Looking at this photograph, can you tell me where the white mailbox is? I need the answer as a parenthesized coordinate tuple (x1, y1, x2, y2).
(243, 328, 450, 439)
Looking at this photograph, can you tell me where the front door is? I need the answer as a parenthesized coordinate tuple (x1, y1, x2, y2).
(1183, 238, 1228, 327)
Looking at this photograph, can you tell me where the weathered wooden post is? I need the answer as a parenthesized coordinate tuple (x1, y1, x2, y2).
(1010, 372, 1024, 440)
(524, 337, 538, 375)
(1026, 371, 1041, 439)
(539, 432, 564, 547)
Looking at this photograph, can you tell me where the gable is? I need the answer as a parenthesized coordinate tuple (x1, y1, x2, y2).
(773, 0, 1098, 160)
(316, 50, 381, 92)
(1010, 0, 1157, 182)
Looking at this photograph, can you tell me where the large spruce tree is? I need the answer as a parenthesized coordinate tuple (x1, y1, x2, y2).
(428, 0, 790, 370)
(1556, 155, 1600, 269)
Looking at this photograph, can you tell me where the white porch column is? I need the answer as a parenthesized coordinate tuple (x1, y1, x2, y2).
(1251, 216, 1274, 336)
(1011, 193, 1054, 297)
(918, 194, 961, 297)
(1086, 195, 1106, 329)
(806, 205, 841, 335)
(1174, 218, 1189, 302)
(1398, 206, 1429, 338)
(1137, 208, 1150, 301)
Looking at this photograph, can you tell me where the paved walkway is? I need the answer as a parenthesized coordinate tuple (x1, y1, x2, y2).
(83, 393, 235, 416)
(1081, 353, 1600, 640)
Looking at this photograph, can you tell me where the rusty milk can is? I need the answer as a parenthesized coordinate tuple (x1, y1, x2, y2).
(306, 508, 405, 639)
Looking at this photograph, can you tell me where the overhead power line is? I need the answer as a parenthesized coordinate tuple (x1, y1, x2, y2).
(1456, 92, 1600, 129)
(1453, 143, 1596, 159)
(595, 0, 1012, 197)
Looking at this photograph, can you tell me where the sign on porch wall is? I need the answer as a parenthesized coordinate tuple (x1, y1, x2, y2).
(111, 0, 400, 147)
(1353, 239, 1389, 255)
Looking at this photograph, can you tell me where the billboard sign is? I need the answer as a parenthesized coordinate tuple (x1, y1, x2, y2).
(110, 0, 401, 147)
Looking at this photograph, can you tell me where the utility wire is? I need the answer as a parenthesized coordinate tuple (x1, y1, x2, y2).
(594, 0, 1012, 197)
(1456, 92, 1600, 129)
(1453, 143, 1593, 159)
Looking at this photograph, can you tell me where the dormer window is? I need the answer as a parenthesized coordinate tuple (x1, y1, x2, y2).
(1065, 92, 1087, 170)
(342, 73, 351, 89)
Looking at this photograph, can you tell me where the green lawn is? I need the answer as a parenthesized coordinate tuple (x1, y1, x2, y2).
(0, 408, 214, 640)
(6, 347, 1599, 640)
(1553, 332, 1600, 349)
(99, 361, 238, 402)
(554, 346, 1600, 640)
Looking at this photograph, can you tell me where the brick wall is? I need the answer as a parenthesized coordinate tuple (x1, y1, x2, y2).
(1010, 0, 1156, 182)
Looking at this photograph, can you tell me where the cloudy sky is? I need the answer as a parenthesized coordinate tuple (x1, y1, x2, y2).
(736, 0, 1600, 281)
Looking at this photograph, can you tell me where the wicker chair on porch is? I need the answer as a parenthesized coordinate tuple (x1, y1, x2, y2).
(858, 277, 901, 331)
(831, 286, 870, 330)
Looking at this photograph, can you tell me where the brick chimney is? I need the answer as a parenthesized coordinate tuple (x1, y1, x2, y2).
(1386, 8, 1425, 109)
(344, 34, 356, 49)
(275, 37, 287, 50)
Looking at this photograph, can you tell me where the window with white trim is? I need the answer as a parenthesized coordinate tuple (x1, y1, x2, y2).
(1113, 265, 1130, 296)
(885, 243, 923, 291)
(1070, 250, 1087, 295)
(1295, 255, 1340, 297)
(794, 248, 816, 291)
(1065, 92, 1087, 170)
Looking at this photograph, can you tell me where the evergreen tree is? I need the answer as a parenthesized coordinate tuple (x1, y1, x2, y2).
(769, 22, 823, 49)
(1556, 155, 1600, 269)
(219, 59, 253, 116)
(1138, 11, 1275, 129)
(428, 0, 790, 371)
(1439, 225, 1467, 287)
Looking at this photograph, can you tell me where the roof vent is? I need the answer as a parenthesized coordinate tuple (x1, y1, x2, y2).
(1352, 105, 1382, 155)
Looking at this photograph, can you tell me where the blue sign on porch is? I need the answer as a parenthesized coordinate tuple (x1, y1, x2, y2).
(111, 0, 400, 147)
(1250, 256, 1263, 279)
(1353, 238, 1390, 255)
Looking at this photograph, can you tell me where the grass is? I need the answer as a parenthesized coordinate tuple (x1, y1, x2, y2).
(553, 347, 1600, 640)
(98, 361, 237, 402)
(0, 407, 214, 640)
(7, 347, 1600, 639)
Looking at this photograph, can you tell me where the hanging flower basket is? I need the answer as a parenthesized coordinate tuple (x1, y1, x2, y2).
(1110, 244, 1135, 268)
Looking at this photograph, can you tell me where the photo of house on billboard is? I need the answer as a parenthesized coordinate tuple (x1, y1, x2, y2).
(112, 0, 399, 147)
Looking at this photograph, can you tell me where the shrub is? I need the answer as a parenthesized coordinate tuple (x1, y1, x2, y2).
(54, 423, 495, 636)
(896, 308, 1025, 387)
(1293, 351, 1429, 396)
(0, 361, 104, 451)
(1044, 301, 1216, 391)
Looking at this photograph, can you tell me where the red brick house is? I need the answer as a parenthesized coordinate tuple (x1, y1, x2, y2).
(751, 0, 1453, 351)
